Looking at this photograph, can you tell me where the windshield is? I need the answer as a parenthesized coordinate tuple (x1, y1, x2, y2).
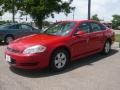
(43, 22, 76, 36)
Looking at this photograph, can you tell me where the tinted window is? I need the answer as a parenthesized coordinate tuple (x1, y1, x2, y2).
(20, 24, 32, 30)
(90, 23, 101, 32)
(9, 25, 19, 29)
(76, 22, 90, 33)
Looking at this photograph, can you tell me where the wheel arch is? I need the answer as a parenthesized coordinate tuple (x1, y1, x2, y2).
(50, 45, 71, 60)
(49, 45, 71, 71)
(106, 38, 112, 45)
(4, 34, 15, 43)
(4, 34, 15, 40)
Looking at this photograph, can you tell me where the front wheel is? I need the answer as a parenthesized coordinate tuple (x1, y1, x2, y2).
(102, 41, 111, 55)
(50, 49, 69, 72)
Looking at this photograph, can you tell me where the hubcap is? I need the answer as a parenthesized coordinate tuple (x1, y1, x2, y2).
(105, 42, 110, 53)
(54, 52, 67, 69)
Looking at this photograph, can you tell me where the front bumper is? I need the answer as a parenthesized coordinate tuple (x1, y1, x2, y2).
(5, 50, 50, 69)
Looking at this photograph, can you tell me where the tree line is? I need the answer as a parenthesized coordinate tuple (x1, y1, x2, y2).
(0, 0, 120, 29)
(0, 0, 74, 29)
(91, 14, 120, 29)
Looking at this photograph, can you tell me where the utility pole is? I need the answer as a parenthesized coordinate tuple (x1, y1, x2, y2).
(73, 7, 75, 20)
(12, 0, 15, 23)
(88, 0, 91, 20)
(26, 15, 27, 21)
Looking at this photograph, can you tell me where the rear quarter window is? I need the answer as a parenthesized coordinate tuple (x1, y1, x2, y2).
(99, 24, 107, 30)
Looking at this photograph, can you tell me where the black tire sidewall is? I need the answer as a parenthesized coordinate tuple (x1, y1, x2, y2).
(50, 49, 69, 72)
(102, 41, 111, 55)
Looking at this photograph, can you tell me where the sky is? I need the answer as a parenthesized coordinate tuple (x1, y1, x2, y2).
(0, 0, 120, 22)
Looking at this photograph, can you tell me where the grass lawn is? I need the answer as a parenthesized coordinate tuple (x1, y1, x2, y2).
(115, 34, 120, 42)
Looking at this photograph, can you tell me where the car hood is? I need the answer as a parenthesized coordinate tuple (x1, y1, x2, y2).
(8, 34, 63, 51)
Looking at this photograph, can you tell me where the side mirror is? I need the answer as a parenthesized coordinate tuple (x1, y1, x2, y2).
(74, 30, 86, 36)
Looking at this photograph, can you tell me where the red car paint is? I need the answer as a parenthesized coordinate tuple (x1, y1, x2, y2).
(5, 20, 115, 69)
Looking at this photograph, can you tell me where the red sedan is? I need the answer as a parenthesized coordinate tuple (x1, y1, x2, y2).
(5, 20, 115, 71)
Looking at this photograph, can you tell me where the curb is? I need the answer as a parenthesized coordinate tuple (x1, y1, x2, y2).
(112, 42, 120, 49)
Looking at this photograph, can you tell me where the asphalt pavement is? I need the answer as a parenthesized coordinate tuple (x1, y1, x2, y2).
(0, 44, 120, 90)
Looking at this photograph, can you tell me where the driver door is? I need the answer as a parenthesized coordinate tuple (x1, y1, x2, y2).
(71, 22, 91, 59)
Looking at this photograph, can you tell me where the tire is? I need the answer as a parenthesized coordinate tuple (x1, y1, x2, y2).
(102, 40, 111, 55)
(5, 36, 14, 44)
(50, 49, 69, 72)
(0, 40, 2, 44)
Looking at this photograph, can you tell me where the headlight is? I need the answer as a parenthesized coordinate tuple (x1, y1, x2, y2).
(23, 45, 47, 54)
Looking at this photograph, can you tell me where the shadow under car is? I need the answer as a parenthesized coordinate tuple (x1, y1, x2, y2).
(9, 49, 119, 78)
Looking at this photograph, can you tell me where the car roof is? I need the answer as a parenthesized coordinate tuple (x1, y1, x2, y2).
(0, 23, 29, 29)
(58, 20, 99, 23)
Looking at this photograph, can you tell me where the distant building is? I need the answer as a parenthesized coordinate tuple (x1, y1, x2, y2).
(100, 21, 112, 28)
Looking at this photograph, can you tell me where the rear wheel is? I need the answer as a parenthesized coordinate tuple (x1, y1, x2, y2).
(50, 49, 69, 72)
(102, 40, 111, 54)
(5, 36, 14, 44)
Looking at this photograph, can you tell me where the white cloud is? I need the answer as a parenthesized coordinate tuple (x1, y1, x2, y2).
(47, 0, 120, 22)
(91, 0, 120, 20)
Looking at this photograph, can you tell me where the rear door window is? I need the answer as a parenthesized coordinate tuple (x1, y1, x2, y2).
(90, 22, 102, 32)
(8, 25, 19, 29)
(76, 22, 90, 33)
(20, 24, 32, 30)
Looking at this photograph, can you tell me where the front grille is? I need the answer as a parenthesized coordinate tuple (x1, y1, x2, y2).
(7, 47, 21, 53)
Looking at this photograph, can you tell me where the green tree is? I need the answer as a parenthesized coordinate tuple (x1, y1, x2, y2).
(112, 15, 120, 29)
(43, 21, 50, 27)
(91, 14, 100, 21)
(0, 0, 73, 29)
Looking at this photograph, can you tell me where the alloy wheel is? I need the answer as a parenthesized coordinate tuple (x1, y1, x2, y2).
(54, 52, 67, 69)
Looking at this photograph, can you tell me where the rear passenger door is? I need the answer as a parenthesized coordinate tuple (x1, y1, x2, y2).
(89, 22, 104, 52)
(8, 24, 22, 38)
